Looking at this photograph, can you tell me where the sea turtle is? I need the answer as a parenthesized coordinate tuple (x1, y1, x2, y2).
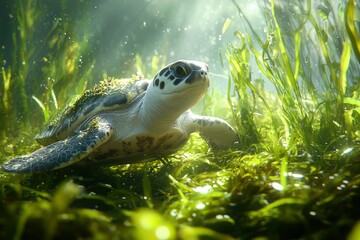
(1, 60, 238, 173)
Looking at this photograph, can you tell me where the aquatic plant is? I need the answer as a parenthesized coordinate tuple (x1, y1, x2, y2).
(223, 0, 360, 237)
(229, 0, 360, 156)
(0, 0, 98, 138)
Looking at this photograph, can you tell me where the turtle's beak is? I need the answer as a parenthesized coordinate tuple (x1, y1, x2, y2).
(185, 63, 209, 85)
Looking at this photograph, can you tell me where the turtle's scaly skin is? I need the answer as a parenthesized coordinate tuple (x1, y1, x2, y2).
(2, 60, 238, 173)
(3, 118, 112, 172)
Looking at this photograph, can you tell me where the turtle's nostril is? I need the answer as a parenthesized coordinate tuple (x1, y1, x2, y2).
(200, 70, 207, 76)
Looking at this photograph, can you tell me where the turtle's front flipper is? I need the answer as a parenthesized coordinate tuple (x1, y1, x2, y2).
(185, 112, 238, 149)
(2, 118, 113, 173)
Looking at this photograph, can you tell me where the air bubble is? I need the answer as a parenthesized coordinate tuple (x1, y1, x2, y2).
(272, 182, 284, 191)
(309, 211, 317, 216)
(170, 209, 177, 217)
(195, 202, 205, 210)
(155, 226, 171, 239)
(341, 147, 353, 156)
(193, 185, 212, 194)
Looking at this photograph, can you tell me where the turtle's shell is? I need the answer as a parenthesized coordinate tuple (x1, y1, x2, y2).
(36, 75, 150, 145)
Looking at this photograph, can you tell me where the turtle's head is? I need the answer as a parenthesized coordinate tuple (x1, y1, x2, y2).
(148, 60, 209, 110)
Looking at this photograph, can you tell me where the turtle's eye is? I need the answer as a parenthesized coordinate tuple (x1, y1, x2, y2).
(172, 63, 189, 78)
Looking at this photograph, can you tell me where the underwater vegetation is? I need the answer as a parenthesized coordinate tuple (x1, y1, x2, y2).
(1, 0, 360, 239)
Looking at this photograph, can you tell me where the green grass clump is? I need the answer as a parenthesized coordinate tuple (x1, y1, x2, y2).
(223, 0, 360, 238)
(228, 0, 360, 158)
(1, 0, 360, 239)
(0, 0, 96, 137)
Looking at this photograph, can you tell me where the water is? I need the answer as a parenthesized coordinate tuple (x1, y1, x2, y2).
(1, 0, 360, 239)
(0, 0, 262, 88)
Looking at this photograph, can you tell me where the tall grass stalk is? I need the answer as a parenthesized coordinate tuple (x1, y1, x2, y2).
(11, 0, 40, 126)
(345, 0, 360, 62)
(32, 96, 49, 123)
(226, 32, 261, 149)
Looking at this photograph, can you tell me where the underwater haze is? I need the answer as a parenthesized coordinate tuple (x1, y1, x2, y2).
(1, 0, 259, 87)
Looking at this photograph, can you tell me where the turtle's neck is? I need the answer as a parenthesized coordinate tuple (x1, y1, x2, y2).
(140, 92, 185, 133)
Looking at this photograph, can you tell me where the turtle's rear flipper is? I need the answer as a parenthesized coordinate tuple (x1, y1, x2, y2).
(2, 118, 113, 173)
